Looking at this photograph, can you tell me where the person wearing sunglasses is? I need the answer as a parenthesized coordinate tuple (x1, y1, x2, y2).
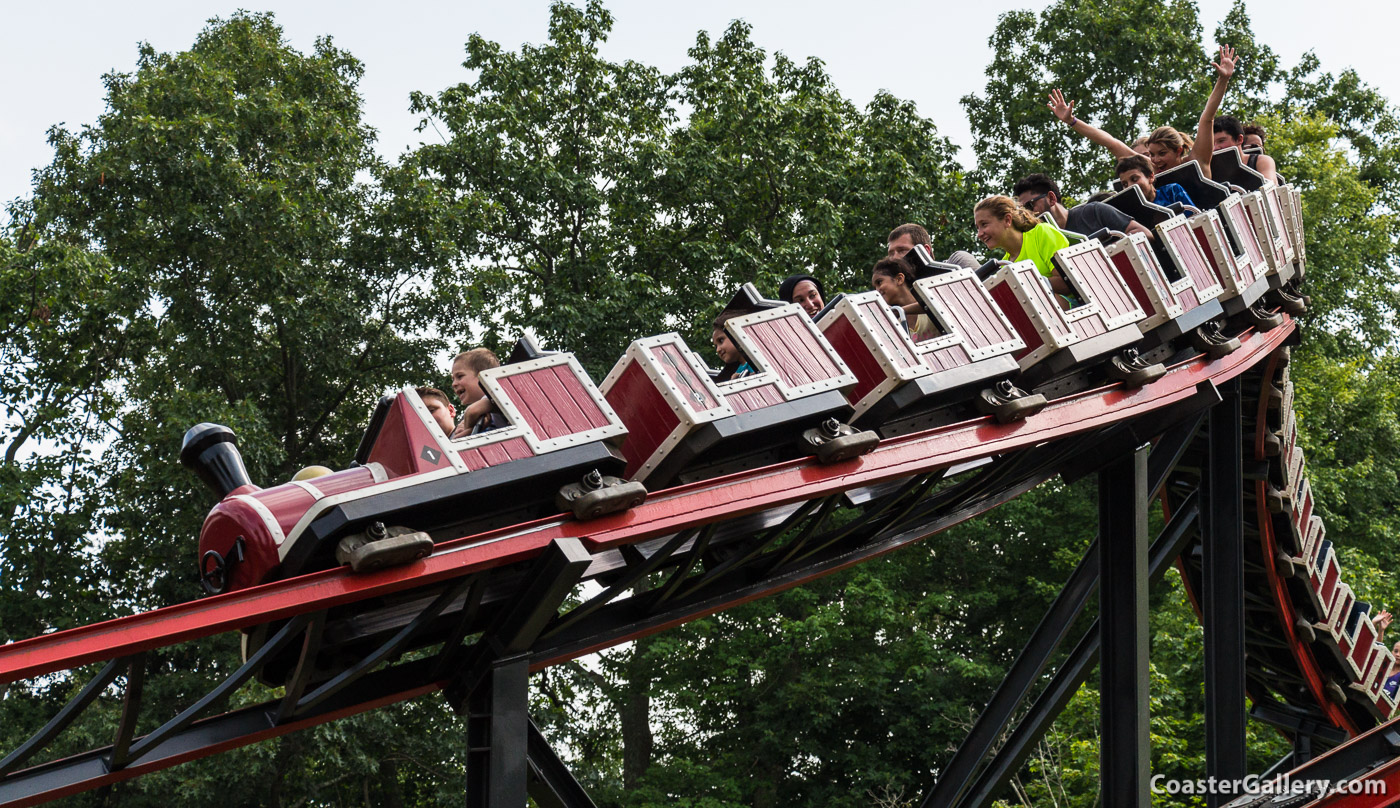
(1012, 173, 1153, 242)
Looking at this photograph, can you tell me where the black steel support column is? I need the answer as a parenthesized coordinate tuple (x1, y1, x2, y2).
(467, 655, 530, 808)
(452, 538, 593, 808)
(1204, 378, 1246, 806)
(1099, 444, 1150, 808)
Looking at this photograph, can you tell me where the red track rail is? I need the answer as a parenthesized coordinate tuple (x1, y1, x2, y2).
(0, 322, 1293, 686)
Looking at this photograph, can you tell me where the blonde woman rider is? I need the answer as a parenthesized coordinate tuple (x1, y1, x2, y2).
(974, 195, 1076, 306)
(1048, 45, 1238, 179)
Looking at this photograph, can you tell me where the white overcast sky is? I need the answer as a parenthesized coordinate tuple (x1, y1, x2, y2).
(2, 0, 1398, 212)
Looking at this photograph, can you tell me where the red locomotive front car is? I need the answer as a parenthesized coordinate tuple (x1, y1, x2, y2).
(183, 345, 644, 595)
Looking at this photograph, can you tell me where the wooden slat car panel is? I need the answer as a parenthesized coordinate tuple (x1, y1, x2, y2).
(1159, 218, 1226, 301)
(1054, 241, 1144, 329)
(913, 269, 1026, 362)
(1104, 234, 1184, 331)
(1190, 211, 1254, 293)
(483, 353, 628, 455)
(986, 260, 1081, 370)
(601, 333, 735, 482)
(726, 306, 856, 400)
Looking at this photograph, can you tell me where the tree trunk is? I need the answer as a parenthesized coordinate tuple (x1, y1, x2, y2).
(620, 634, 655, 790)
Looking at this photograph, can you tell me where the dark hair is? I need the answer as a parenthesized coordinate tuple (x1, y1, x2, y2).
(713, 309, 755, 329)
(416, 386, 453, 408)
(973, 195, 1039, 233)
(887, 223, 931, 247)
(1012, 173, 1060, 200)
(1115, 154, 1154, 178)
(872, 255, 918, 287)
(1243, 122, 1266, 143)
(1213, 115, 1244, 140)
(452, 347, 500, 373)
(1086, 190, 1115, 203)
(778, 274, 824, 304)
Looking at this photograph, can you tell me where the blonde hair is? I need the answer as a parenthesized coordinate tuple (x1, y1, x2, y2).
(975, 195, 1039, 233)
(1146, 125, 1192, 156)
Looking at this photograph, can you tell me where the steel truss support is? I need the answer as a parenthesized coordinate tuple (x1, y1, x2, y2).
(921, 409, 1209, 808)
(447, 538, 592, 808)
(1098, 444, 1151, 807)
(527, 720, 599, 808)
(1203, 378, 1246, 807)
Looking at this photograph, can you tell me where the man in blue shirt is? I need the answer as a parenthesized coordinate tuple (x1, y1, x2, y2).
(1115, 154, 1195, 211)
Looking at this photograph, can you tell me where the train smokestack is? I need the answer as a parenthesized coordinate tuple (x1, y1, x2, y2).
(180, 423, 255, 499)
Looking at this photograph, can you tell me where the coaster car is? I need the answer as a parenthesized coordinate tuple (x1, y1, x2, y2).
(1209, 147, 1305, 290)
(815, 253, 1045, 432)
(600, 284, 879, 488)
(182, 338, 644, 595)
(981, 235, 1160, 387)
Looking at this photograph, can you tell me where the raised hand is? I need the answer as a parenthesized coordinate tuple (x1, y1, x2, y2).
(1212, 44, 1239, 79)
(1047, 88, 1075, 124)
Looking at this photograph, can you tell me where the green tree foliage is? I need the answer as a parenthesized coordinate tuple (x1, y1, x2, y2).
(409, 1, 978, 376)
(405, 0, 676, 372)
(2, 12, 462, 805)
(962, 0, 1214, 190)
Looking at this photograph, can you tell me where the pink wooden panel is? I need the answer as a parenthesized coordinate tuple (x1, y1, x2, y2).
(1112, 252, 1157, 315)
(459, 448, 486, 471)
(607, 361, 680, 475)
(725, 383, 784, 414)
(503, 435, 535, 460)
(1191, 226, 1241, 287)
(749, 316, 842, 388)
(1351, 621, 1378, 671)
(649, 343, 723, 411)
(1228, 203, 1267, 267)
(1177, 286, 1200, 311)
(1331, 590, 1355, 634)
(990, 282, 1044, 360)
(936, 278, 1015, 350)
(478, 440, 515, 467)
(499, 372, 567, 439)
(1014, 264, 1075, 340)
(1293, 482, 1314, 538)
(1072, 313, 1108, 339)
(857, 299, 920, 371)
(747, 320, 810, 387)
(499, 366, 610, 440)
(1067, 251, 1136, 320)
(923, 344, 972, 372)
(554, 365, 610, 429)
(459, 437, 537, 472)
(778, 315, 844, 382)
(531, 365, 609, 432)
(1165, 227, 1219, 293)
(1135, 241, 1174, 302)
(1267, 190, 1293, 253)
(824, 317, 886, 404)
(774, 316, 831, 386)
(931, 282, 988, 348)
(1318, 555, 1340, 605)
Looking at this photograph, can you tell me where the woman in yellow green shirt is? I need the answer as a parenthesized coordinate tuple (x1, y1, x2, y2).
(974, 195, 1074, 300)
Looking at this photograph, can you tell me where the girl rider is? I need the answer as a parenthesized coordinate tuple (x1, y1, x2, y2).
(1048, 44, 1239, 180)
